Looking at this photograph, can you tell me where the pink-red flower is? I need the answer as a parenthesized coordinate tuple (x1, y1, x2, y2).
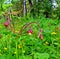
(39, 34, 43, 40)
(4, 22, 9, 27)
(27, 29, 33, 35)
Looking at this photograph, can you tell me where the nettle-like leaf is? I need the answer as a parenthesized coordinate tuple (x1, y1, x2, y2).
(34, 52, 49, 59)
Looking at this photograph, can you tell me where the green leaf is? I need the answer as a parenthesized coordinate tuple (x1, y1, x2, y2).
(0, 54, 6, 59)
(34, 52, 49, 59)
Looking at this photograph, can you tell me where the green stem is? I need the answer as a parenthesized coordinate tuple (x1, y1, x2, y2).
(1, 3, 3, 11)
(16, 41, 18, 59)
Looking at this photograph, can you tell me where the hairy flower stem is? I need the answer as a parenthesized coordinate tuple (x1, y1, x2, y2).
(18, 22, 40, 35)
(7, 7, 15, 33)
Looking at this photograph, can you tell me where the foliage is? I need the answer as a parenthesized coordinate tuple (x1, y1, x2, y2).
(0, 15, 60, 59)
(0, 0, 60, 59)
